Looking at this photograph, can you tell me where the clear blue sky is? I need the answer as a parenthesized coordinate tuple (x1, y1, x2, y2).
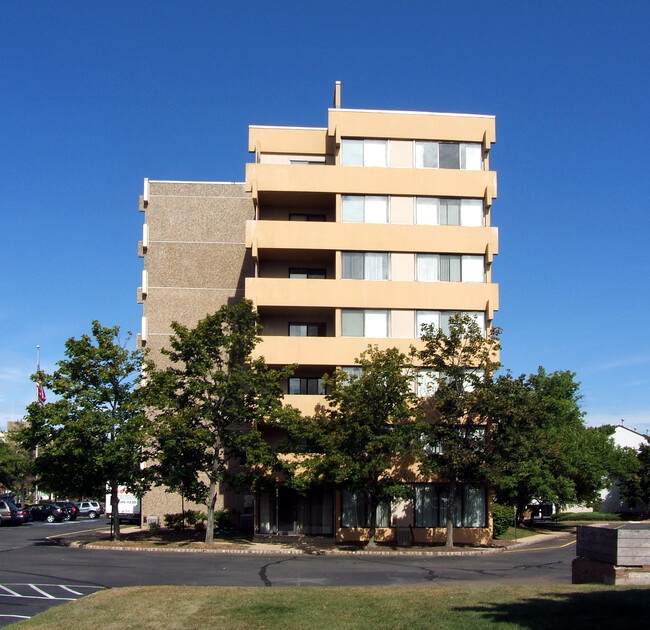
(1, 2, 649, 434)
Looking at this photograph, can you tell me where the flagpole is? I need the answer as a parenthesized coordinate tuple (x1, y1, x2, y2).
(35, 345, 40, 503)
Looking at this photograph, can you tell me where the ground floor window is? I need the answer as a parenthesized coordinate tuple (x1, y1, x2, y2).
(414, 484, 486, 528)
(341, 489, 390, 527)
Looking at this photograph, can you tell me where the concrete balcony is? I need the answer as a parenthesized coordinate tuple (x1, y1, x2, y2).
(246, 163, 497, 200)
(245, 277, 499, 312)
(253, 335, 423, 367)
(247, 219, 498, 257)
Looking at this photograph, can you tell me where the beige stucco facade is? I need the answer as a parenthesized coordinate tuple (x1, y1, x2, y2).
(139, 84, 498, 545)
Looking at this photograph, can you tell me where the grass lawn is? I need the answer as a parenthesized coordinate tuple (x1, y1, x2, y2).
(14, 584, 650, 630)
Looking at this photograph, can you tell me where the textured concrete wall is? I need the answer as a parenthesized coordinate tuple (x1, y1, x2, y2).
(140, 181, 254, 521)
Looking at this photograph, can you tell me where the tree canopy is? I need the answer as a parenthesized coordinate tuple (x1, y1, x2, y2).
(145, 299, 293, 543)
(19, 321, 148, 540)
(488, 368, 621, 521)
(619, 442, 650, 510)
(283, 345, 418, 545)
(416, 312, 501, 546)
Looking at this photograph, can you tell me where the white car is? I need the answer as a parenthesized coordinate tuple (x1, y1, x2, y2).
(77, 501, 103, 519)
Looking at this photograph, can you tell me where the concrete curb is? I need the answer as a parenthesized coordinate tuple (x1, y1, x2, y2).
(59, 530, 572, 557)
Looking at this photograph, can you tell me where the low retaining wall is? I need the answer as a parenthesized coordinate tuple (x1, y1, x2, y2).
(572, 524, 650, 585)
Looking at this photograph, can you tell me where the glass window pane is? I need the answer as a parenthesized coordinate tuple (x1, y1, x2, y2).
(306, 324, 324, 337)
(364, 310, 388, 338)
(341, 310, 364, 337)
(416, 310, 440, 337)
(439, 142, 460, 169)
(442, 255, 461, 282)
(365, 253, 388, 280)
(461, 256, 484, 282)
(463, 486, 486, 527)
(289, 324, 307, 336)
(468, 311, 486, 334)
(440, 199, 460, 225)
(417, 369, 437, 397)
(376, 502, 391, 527)
(342, 195, 364, 223)
(341, 366, 363, 380)
(440, 312, 453, 335)
(364, 196, 388, 223)
(288, 378, 301, 395)
(417, 254, 439, 282)
(461, 144, 482, 170)
(364, 140, 387, 166)
(341, 490, 360, 527)
(440, 256, 461, 282)
(415, 197, 438, 225)
(415, 485, 436, 527)
(341, 139, 363, 166)
(342, 253, 364, 279)
(460, 199, 484, 226)
(415, 141, 438, 168)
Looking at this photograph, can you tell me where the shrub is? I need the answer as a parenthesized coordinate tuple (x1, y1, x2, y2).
(164, 510, 208, 530)
(214, 508, 232, 530)
(553, 511, 621, 522)
(148, 521, 161, 535)
(163, 513, 184, 530)
(492, 503, 515, 538)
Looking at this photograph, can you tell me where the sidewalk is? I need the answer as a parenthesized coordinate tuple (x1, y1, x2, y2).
(52, 526, 573, 557)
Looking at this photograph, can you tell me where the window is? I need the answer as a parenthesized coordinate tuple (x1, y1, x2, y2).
(341, 366, 363, 380)
(342, 252, 388, 280)
(416, 255, 484, 282)
(417, 369, 438, 397)
(289, 268, 326, 279)
(416, 198, 484, 226)
(289, 213, 326, 222)
(414, 142, 482, 171)
(342, 195, 388, 223)
(341, 139, 388, 167)
(416, 311, 440, 337)
(341, 489, 390, 527)
(289, 323, 325, 337)
(414, 484, 486, 528)
(341, 309, 388, 338)
(288, 377, 325, 395)
(417, 311, 486, 338)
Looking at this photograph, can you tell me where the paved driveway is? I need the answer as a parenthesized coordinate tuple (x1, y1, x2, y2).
(0, 520, 577, 627)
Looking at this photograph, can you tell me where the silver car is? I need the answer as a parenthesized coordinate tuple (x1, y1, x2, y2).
(77, 500, 103, 519)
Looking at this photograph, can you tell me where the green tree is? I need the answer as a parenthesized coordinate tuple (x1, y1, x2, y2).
(619, 442, 650, 509)
(417, 313, 501, 547)
(0, 434, 35, 500)
(145, 300, 293, 544)
(284, 346, 418, 546)
(18, 322, 148, 540)
(488, 368, 619, 522)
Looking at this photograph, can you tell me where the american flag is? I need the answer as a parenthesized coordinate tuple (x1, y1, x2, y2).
(37, 381, 46, 405)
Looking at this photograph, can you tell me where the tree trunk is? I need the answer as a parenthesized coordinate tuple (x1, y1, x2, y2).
(205, 479, 218, 544)
(367, 492, 377, 548)
(110, 482, 121, 541)
(445, 479, 456, 548)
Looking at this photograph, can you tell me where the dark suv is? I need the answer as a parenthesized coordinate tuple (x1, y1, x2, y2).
(53, 501, 79, 521)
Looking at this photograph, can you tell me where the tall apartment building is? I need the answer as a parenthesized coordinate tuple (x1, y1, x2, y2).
(139, 83, 499, 544)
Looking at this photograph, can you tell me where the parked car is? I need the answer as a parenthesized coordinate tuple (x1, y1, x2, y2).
(77, 500, 103, 519)
(30, 504, 64, 523)
(0, 499, 19, 526)
(13, 505, 32, 524)
(53, 501, 79, 521)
